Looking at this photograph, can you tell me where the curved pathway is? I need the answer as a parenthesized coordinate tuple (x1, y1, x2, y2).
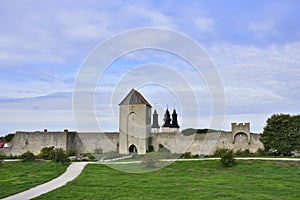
(2, 162, 90, 200)
(2, 157, 300, 199)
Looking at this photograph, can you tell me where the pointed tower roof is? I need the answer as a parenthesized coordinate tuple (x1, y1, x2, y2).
(151, 109, 160, 128)
(119, 89, 152, 107)
(162, 108, 172, 127)
(171, 109, 180, 128)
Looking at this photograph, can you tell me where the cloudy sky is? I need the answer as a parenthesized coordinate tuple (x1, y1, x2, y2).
(0, 0, 299, 135)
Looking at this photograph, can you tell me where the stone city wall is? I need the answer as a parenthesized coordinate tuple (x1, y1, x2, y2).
(1, 131, 68, 156)
(0, 131, 119, 156)
(75, 132, 119, 153)
(1, 130, 263, 156)
(151, 131, 263, 155)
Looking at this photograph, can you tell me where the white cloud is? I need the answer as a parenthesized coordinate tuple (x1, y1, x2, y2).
(249, 19, 275, 34)
(206, 41, 300, 119)
(194, 18, 215, 32)
(125, 5, 175, 28)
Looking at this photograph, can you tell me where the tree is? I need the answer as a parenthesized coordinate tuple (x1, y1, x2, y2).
(0, 133, 15, 142)
(261, 114, 300, 156)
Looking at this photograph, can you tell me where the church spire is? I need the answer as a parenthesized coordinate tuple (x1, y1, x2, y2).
(171, 109, 180, 128)
(151, 109, 160, 128)
(162, 108, 172, 127)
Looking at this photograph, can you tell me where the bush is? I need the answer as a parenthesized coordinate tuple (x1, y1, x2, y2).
(235, 149, 252, 157)
(158, 144, 164, 150)
(20, 151, 36, 161)
(53, 148, 67, 163)
(220, 149, 235, 167)
(39, 146, 55, 160)
(82, 153, 95, 160)
(213, 148, 229, 157)
(180, 152, 192, 159)
(255, 148, 267, 156)
(158, 144, 171, 153)
(148, 145, 154, 152)
(66, 149, 77, 157)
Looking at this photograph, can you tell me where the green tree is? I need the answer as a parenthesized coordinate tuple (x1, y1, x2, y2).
(261, 114, 300, 156)
(0, 133, 15, 142)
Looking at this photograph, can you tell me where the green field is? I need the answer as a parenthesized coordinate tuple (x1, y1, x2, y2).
(35, 160, 300, 200)
(0, 161, 69, 198)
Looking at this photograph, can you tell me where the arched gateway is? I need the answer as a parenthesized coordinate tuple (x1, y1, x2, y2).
(129, 144, 138, 153)
(231, 123, 251, 144)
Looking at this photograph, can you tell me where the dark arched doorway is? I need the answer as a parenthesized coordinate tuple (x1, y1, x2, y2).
(129, 144, 137, 153)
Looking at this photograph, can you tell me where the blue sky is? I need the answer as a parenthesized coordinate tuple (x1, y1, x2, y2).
(0, 0, 299, 135)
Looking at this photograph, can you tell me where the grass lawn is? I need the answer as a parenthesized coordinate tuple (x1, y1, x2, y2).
(35, 160, 300, 200)
(0, 161, 69, 198)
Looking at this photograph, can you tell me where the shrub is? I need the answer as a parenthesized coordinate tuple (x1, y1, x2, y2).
(148, 145, 154, 152)
(193, 154, 200, 158)
(158, 144, 171, 153)
(20, 151, 36, 161)
(39, 146, 55, 160)
(158, 144, 164, 150)
(66, 149, 77, 157)
(53, 148, 67, 163)
(235, 149, 252, 157)
(213, 148, 229, 157)
(255, 148, 267, 156)
(180, 152, 192, 159)
(220, 149, 235, 167)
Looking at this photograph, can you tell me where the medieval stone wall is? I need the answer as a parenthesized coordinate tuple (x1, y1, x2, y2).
(1, 130, 263, 156)
(151, 131, 263, 155)
(1, 131, 68, 156)
(75, 132, 119, 153)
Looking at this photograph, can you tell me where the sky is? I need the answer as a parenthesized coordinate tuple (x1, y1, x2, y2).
(0, 0, 299, 135)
